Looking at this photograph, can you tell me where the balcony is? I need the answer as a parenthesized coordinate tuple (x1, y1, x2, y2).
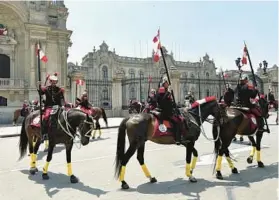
(0, 78, 27, 90)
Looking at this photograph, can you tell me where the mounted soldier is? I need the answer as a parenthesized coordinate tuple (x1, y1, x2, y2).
(155, 77, 188, 145)
(77, 91, 94, 115)
(37, 73, 65, 139)
(235, 74, 267, 132)
(147, 89, 157, 110)
(223, 83, 234, 107)
(21, 100, 30, 117)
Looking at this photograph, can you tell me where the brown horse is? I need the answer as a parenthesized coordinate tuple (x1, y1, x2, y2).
(13, 108, 28, 126)
(128, 100, 145, 114)
(91, 107, 108, 139)
(114, 96, 225, 189)
(212, 101, 270, 180)
(18, 108, 94, 183)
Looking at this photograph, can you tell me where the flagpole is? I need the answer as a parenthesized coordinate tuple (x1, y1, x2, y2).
(75, 82, 77, 100)
(244, 41, 270, 133)
(36, 41, 43, 137)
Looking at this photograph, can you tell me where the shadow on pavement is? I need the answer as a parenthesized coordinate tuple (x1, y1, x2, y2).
(36, 145, 65, 161)
(136, 162, 278, 199)
(20, 169, 108, 198)
(89, 137, 110, 142)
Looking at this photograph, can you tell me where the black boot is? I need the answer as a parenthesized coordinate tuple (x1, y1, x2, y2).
(174, 123, 181, 145)
(257, 117, 267, 132)
(41, 119, 48, 143)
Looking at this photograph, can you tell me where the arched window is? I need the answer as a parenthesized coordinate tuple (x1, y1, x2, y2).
(102, 65, 108, 80)
(206, 89, 210, 96)
(139, 70, 144, 79)
(129, 69, 135, 79)
(183, 83, 187, 97)
(182, 72, 187, 78)
(102, 87, 108, 100)
(0, 54, 10, 78)
(129, 87, 136, 100)
(206, 72, 210, 80)
(191, 73, 195, 79)
(159, 68, 165, 75)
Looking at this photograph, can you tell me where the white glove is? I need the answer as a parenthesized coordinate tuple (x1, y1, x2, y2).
(61, 106, 65, 110)
(168, 85, 172, 92)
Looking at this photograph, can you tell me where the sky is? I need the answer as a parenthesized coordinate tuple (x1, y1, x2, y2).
(64, 0, 278, 71)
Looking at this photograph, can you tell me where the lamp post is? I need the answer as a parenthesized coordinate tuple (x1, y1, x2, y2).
(259, 60, 271, 95)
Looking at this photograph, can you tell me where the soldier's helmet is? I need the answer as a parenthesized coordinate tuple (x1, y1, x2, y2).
(49, 72, 58, 83)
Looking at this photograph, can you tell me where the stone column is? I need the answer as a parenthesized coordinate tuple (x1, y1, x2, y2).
(70, 71, 85, 103)
(112, 71, 124, 117)
(169, 66, 181, 103)
(30, 40, 36, 88)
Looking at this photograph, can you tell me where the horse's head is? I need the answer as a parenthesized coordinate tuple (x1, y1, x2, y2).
(189, 96, 226, 125)
(67, 109, 94, 146)
(128, 100, 141, 114)
(259, 98, 269, 119)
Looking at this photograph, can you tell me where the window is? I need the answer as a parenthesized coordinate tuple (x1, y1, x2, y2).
(0, 54, 10, 78)
(206, 72, 210, 79)
(102, 65, 108, 80)
(191, 73, 195, 79)
(139, 70, 144, 79)
(129, 87, 136, 99)
(102, 87, 108, 100)
(182, 72, 187, 78)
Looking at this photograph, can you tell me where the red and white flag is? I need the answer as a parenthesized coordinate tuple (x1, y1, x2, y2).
(241, 46, 248, 65)
(35, 43, 48, 63)
(152, 29, 161, 62)
(76, 79, 85, 85)
(223, 73, 229, 78)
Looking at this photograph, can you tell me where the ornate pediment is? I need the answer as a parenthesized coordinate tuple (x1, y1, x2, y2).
(0, 35, 17, 45)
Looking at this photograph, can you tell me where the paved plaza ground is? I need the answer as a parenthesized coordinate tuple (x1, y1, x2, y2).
(0, 114, 278, 200)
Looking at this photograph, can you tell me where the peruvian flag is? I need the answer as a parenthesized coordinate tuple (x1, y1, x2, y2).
(153, 29, 161, 62)
(223, 73, 229, 78)
(241, 46, 248, 65)
(36, 43, 48, 63)
(76, 79, 85, 85)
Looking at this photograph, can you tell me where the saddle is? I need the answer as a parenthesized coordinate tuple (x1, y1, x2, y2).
(31, 105, 61, 128)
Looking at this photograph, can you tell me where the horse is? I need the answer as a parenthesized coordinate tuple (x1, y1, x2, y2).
(18, 107, 94, 183)
(128, 100, 145, 114)
(13, 108, 28, 126)
(91, 107, 108, 139)
(114, 96, 225, 189)
(212, 100, 270, 180)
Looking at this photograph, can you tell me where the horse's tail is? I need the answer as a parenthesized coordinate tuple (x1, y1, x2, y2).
(13, 109, 20, 125)
(18, 117, 28, 160)
(101, 107, 108, 127)
(114, 117, 129, 179)
(212, 121, 221, 174)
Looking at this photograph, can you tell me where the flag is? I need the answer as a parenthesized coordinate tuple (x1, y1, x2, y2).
(153, 29, 161, 62)
(36, 43, 48, 63)
(148, 75, 152, 83)
(76, 79, 85, 85)
(223, 73, 229, 78)
(241, 46, 248, 65)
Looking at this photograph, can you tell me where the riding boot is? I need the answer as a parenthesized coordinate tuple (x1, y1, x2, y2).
(256, 117, 265, 132)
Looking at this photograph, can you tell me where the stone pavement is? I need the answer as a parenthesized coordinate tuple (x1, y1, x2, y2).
(0, 117, 124, 138)
(0, 114, 277, 200)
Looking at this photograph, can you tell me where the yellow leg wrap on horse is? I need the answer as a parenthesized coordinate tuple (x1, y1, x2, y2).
(190, 156, 198, 170)
(226, 156, 234, 169)
(30, 153, 36, 168)
(141, 164, 151, 178)
(43, 162, 50, 174)
(93, 130, 97, 137)
(98, 129, 102, 137)
(256, 150, 261, 162)
(67, 163, 73, 176)
(216, 155, 223, 171)
(119, 166, 126, 181)
(44, 140, 49, 149)
(185, 163, 191, 177)
(250, 146, 256, 157)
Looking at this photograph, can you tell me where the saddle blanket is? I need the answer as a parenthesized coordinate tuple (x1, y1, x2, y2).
(78, 106, 95, 116)
(244, 113, 258, 132)
(31, 116, 41, 128)
(152, 118, 174, 137)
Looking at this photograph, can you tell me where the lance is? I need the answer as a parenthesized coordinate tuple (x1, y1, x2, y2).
(36, 41, 43, 137)
(147, 75, 151, 97)
(159, 47, 179, 112)
(243, 41, 270, 133)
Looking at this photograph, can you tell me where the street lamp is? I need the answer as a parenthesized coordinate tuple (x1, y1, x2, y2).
(235, 57, 241, 70)
(259, 60, 271, 93)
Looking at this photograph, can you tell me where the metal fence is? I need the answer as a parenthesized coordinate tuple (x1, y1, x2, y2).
(86, 79, 112, 109)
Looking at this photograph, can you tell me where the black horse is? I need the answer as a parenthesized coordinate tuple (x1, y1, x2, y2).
(18, 107, 94, 183)
(128, 100, 145, 114)
(212, 99, 270, 180)
(114, 96, 225, 189)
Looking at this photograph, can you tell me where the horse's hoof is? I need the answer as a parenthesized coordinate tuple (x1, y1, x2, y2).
(240, 137, 243, 142)
(150, 177, 157, 183)
(29, 167, 38, 175)
(70, 175, 79, 183)
(92, 137, 95, 140)
(258, 161, 265, 168)
(216, 171, 223, 180)
(42, 173, 49, 180)
(44, 148, 48, 152)
(247, 156, 253, 164)
(231, 167, 238, 174)
(121, 181, 130, 190)
(232, 137, 237, 142)
(189, 176, 197, 183)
